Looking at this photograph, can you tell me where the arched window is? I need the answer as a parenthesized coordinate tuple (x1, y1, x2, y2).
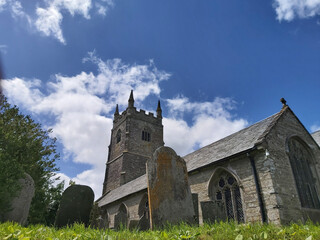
(288, 137, 320, 209)
(209, 170, 244, 222)
(116, 129, 121, 143)
(142, 129, 150, 142)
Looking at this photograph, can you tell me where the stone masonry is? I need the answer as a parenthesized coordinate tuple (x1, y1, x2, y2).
(97, 97, 320, 229)
(102, 91, 164, 194)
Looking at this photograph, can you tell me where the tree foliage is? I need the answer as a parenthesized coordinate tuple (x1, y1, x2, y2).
(0, 96, 62, 225)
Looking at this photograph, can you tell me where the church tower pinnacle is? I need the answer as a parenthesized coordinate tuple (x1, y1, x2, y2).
(114, 104, 119, 117)
(128, 90, 134, 108)
(157, 100, 162, 118)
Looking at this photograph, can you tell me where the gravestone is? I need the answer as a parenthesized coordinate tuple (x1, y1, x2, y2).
(138, 194, 150, 230)
(138, 213, 150, 231)
(114, 204, 128, 230)
(89, 204, 109, 229)
(128, 220, 139, 230)
(192, 193, 199, 225)
(94, 215, 109, 229)
(55, 184, 94, 228)
(200, 200, 226, 223)
(3, 173, 35, 225)
(147, 146, 195, 229)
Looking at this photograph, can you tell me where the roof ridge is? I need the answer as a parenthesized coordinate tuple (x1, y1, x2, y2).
(183, 109, 284, 158)
(254, 106, 288, 146)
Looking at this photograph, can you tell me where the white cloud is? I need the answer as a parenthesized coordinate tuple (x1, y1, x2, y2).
(164, 96, 248, 156)
(3, 54, 248, 198)
(273, 0, 320, 21)
(0, 0, 31, 24)
(35, 6, 65, 44)
(311, 124, 320, 132)
(0, 0, 114, 44)
(95, 0, 113, 16)
(0, 0, 7, 11)
(3, 54, 170, 197)
(34, 0, 92, 44)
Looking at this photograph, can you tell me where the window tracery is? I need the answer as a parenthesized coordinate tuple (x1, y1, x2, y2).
(288, 137, 320, 209)
(210, 170, 244, 222)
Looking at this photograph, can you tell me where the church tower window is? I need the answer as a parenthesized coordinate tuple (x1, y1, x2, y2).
(116, 129, 121, 143)
(210, 170, 244, 222)
(288, 137, 320, 209)
(142, 129, 150, 142)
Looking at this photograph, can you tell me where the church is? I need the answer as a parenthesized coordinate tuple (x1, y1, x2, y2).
(96, 91, 320, 229)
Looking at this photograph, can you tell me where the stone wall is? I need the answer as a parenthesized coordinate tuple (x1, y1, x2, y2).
(102, 191, 146, 229)
(188, 155, 264, 224)
(103, 107, 163, 194)
(264, 108, 320, 224)
(122, 153, 149, 184)
(127, 116, 163, 157)
(104, 157, 123, 193)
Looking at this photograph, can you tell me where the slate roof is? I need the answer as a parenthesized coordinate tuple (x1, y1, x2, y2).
(184, 110, 284, 172)
(312, 130, 320, 147)
(97, 108, 286, 206)
(97, 174, 147, 207)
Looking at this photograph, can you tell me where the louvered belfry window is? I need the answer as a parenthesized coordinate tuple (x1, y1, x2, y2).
(214, 171, 244, 222)
(116, 129, 121, 143)
(288, 138, 320, 209)
(142, 129, 150, 142)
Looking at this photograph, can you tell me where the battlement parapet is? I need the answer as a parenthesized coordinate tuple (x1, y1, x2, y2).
(113, 107, 162, 127)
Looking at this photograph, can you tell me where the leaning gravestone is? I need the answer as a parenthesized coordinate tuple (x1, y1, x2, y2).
(200, 200, 226, 223)
(55, 184, 94, 228)
(3, 173, 35, 225)
(147, 146, 195, 229)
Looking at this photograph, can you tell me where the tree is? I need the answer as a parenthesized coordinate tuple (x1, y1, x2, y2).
(0, 97, 62, 225)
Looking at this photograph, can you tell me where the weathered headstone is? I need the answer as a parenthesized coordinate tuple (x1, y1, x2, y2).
(128, 220, 139, 230)
(147, 146, 195, 229)
(94, 215, 109, 229)
(55, 184, 94, 228)
(138, 194, 150, 230)
(114, 204, 128, 229)
(200, 200, 226, 223)
(138, 213, 150, 231)
(89, 204, 109, 229)
(3, 173, 35, 225)
(192, 193, 199, 225)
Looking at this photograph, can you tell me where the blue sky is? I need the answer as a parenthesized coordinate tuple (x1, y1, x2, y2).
(1, 0, 320, 197)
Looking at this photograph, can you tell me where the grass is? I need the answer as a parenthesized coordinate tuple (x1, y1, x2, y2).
(0, 221, 319, 240)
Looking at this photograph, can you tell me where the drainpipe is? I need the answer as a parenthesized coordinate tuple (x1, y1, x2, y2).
(248, 152, 267, 223)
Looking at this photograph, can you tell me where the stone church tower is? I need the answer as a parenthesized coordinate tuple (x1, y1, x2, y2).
(102, 91, 164, 194)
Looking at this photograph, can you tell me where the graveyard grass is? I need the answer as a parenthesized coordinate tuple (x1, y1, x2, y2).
(1, 221, 320, 240)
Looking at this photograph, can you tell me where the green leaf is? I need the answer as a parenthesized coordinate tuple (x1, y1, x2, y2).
(306, 236, 312, 240)
(260, 232, 267, 239)
(235, 234, 243, 240)
(161, 231, 168, 238)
